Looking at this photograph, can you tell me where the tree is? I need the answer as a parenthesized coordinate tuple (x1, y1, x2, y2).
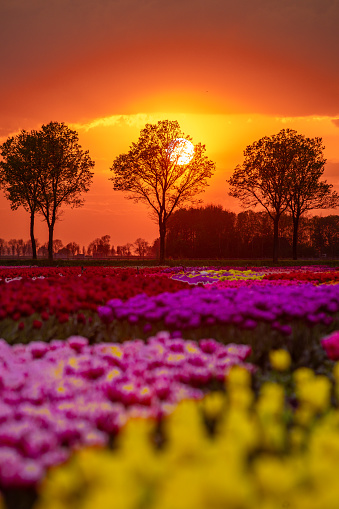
(65, 242, 80, 256)
(284, 134, 339, 259)
(0, 239, 7, 257)
(227, 129, 333, 262)
(38, 243, 48, 257)
(120, 243, 133, 257)
(8, 239, 17, 256)
(228, 130, 295, 262)
(134, 238, 149, 258)
(58, 246, 72, 257)
(109, 120, 215, 263)
(166, 205, 236, 259)
(0, 122, 94, 261)
(0, 131, 42, 258)
(33, 122, 95, 260)
(310, 215, 339, 258)
(87, 235, 111, 257)
(53, 239, 64, 254)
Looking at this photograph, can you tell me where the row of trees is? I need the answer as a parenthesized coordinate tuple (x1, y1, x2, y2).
(0, 236, 157, 258)
(0, 120, 214, 262)
(1, 120, 338, 261)
(110, 124, 339, 261)
(86, 235, 155, 257)
(3, 208, 339, 260)
(166, 205, 339, 259)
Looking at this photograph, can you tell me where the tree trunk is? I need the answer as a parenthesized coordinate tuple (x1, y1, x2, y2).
(292, 216, 299, 260)
(273, 216, 279, 262)
(48, 223, 54, 261)
(30, 210, 37, 259)
(159, 220, 166, 264)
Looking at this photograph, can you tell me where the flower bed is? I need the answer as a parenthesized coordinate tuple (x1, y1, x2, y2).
(1, 265, 339, 509)
(36, 363, 339, 509)
(98, 283, 339, 367)
(0, 271, 190, 343)
(0, 332, 254, 491)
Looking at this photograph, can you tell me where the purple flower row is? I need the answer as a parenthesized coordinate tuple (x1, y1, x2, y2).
(0, 333, 253, 488)
(98, 284, 339, 335)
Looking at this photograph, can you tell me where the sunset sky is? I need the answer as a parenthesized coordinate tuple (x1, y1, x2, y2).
(1, 0, 339, 249)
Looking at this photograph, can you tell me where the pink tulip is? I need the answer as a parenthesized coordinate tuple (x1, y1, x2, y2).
(321, 331, 339, 360)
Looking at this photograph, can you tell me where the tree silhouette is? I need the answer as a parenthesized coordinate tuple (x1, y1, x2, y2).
(109, 120, 215, 263)
(0, 131, 42, 258)
(8, 239, 17, 256)
(227, 129, 334, 262)
(65, 242, 80, 256)
(0, 122, 94, 261)
(0, 239, 6, 257)
(311, 215, 339, 258)
(87, 235, 111, 257)
(285, 134, 339, 259)
(120, 243, 133, 257)
(38, 243, 48, 257)
(34, 122, 95, 260)
(134, 238, 149, 258)
(52, 239, 63, 254)
(166, 205, 236, 259)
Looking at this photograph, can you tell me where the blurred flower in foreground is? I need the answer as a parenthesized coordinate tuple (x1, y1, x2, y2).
(321, 331, 339, 360)
(269, 349, 291, 371)
(36, 365, 339, 509)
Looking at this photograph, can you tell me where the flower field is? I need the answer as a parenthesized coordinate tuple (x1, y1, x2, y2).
(2, 265, 339, 509)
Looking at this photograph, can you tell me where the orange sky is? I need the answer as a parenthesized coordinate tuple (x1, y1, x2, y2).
(1, 0, 339, 249)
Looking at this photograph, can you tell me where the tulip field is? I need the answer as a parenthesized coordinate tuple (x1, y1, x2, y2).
(2, 265, 339, 509)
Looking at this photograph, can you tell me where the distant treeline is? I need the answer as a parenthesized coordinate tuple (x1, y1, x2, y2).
(3, 205, 339, 260)
(165, 205, 339, 259)
(0, 236, 158, 259)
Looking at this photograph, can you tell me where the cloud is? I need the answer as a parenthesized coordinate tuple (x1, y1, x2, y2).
(1, 0, 339, 127)
(331, 119, 339, 128)
(70, 113, 168, 132)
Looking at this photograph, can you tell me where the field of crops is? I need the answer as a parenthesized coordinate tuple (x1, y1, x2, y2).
(1, 265, 339, 509)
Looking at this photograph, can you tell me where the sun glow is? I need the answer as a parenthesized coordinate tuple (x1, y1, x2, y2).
(168, 138, 195, 165)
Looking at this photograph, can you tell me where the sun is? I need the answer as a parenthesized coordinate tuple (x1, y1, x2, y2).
(167, 138, 195, 165)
